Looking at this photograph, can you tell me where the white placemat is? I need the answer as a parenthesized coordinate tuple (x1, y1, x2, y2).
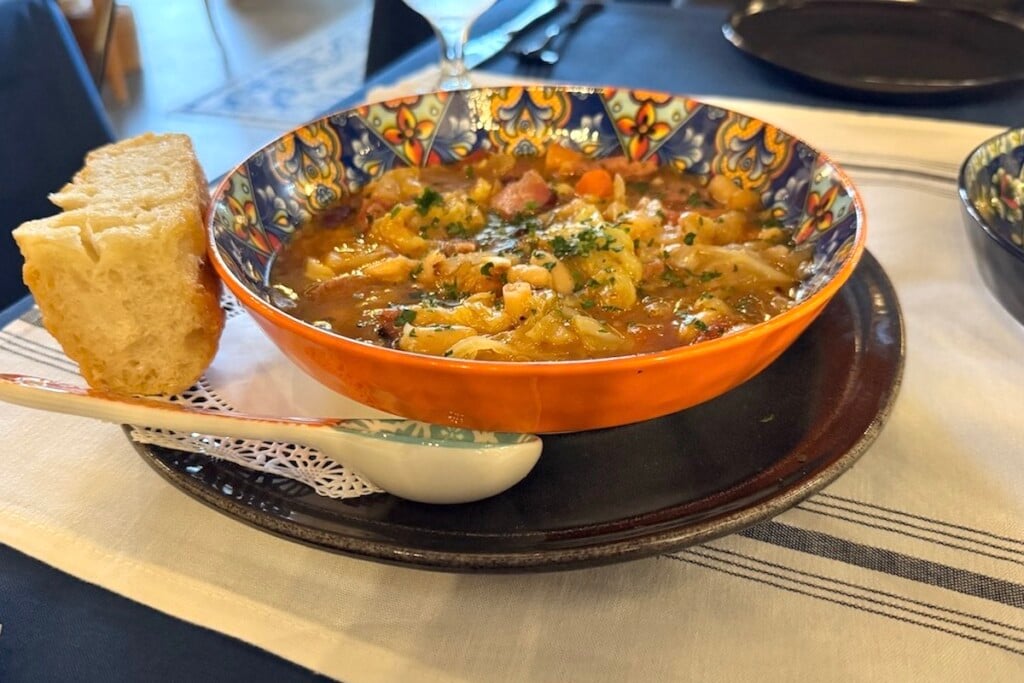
(1, 73, 1022, 681)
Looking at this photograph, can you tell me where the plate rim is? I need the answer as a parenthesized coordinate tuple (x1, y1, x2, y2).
(722, 0, 1024, 96)
(132, 250, 905, 573)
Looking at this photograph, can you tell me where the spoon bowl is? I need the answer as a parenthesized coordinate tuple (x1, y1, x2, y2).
(0, 373, 542, 504)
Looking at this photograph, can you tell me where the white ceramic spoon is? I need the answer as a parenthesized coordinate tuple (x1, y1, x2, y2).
(0, 373, 542, 504)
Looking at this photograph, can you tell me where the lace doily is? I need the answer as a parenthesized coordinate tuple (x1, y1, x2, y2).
(127, 296, 383, 499)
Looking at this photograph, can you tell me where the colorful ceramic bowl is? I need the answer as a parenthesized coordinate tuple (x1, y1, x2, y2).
(958, 126, 1024, 326)
(208, 86, 866, 433)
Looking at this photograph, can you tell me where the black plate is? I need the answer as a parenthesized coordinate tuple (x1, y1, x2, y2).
(723, 1, 1024, 97)
(134, 251, 904, 573)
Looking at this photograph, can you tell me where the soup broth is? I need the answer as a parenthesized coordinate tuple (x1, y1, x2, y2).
(269, 147, 812, 361)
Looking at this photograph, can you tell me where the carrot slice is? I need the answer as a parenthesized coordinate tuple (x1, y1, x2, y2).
(574, 169, 614, 198)
(545, 144, 585, 174)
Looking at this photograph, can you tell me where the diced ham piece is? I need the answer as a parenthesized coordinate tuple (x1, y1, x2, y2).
(440, 239, 477, 256)
(376, 308, 402, 341)
(305, 274, 366, 303)
(356, 198, 394, 229)
(491, 170, 552, 218)
(642, 260, 665, 281)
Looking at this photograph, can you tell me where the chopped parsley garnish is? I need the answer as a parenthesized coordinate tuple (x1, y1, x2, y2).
(581, 299, 596, 309)
(389, 205, 402, 218)
(509, 210, 543, 229)
(699, 270, 722, 282)
(480, 261, 495, 276)
(465, 165, 475, 179)
(686, 192, 703, 207)
(683, 232, 697, 246)
(549, 235, 574, 258)
(445, 222, 470, 237)
(395, 309, 417, 326)
(549, 227, 612, 259)
(762, 218, 784, 228)
(661, 269, 686, 287)
(677, 313, 708, 331)
(414, 187, 443, 215)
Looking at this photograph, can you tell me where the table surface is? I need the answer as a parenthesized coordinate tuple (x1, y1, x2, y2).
(3, 2, 1022, 680)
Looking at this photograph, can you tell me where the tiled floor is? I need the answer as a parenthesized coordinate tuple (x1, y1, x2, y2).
(104, 0, 372, 177)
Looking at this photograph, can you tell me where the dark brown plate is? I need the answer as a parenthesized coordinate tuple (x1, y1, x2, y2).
(133, 251, 903, 573)
(723, 1, 1024, 98)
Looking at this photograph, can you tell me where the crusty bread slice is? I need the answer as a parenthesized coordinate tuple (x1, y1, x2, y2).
(49, 132, 210, 217)
(13, 133, 223, 395)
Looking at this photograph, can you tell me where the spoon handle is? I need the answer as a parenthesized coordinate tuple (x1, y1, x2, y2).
(0, 373, 340, 444)
(0, 373, 544, 504)
(0, 372, 538, 450)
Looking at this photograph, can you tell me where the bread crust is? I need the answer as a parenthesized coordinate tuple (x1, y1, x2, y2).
(12, 134, 224, 395)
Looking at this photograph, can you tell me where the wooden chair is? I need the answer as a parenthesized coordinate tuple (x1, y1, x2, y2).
(66, 0, 138, 104)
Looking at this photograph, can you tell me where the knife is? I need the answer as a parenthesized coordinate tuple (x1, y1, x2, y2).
(463, 0, 565, 69)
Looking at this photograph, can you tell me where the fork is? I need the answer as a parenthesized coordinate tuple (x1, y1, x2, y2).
(515, 2, 604, 70)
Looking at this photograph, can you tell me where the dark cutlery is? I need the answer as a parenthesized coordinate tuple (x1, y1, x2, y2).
(516, 2, 604, 68)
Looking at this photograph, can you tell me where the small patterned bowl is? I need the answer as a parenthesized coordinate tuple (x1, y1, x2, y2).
(207, 86, 866, 433)
(958, 126, 1024, 326)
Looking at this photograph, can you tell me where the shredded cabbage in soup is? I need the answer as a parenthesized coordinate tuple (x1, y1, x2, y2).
(269, 147, 812, 361)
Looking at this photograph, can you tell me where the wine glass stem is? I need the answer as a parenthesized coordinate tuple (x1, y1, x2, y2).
(434, 20, 471, 90)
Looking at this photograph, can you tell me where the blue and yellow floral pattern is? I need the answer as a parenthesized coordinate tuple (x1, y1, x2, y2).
(267, 122, 346, 216)
(480, 86, 572, 156)
(712, 113, 794, 194)
(964, 127, 1024, 249)
(602, 88, 698, 161)
(336, 419, 535, 447)
(358, 93, 450, 166)
(211, 86, 862, 301)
